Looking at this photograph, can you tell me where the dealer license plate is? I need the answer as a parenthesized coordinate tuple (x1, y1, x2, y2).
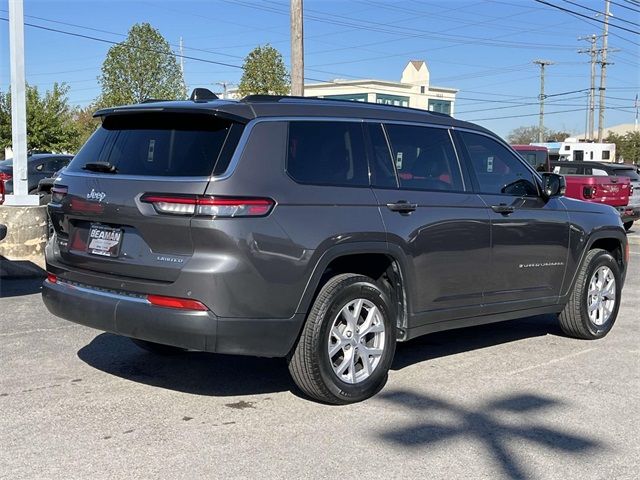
(87, 225, 123, 257)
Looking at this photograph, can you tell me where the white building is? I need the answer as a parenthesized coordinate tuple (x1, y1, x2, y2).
(304, 61, 457, 114)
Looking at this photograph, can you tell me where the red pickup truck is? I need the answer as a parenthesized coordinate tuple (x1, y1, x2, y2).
(561, 173, 632, 224)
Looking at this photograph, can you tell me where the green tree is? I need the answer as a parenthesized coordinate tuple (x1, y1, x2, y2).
(237, 44, 290, 97)
(605, 131, 640, 164)
(0, 83, 78, 154)
(507, 125, 571, 144)
(70, 105, 100, 151)
(98, 23, 186, 107)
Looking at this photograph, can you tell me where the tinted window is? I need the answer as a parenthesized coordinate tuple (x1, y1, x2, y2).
(612, 168, 640, 181)
(366, 123, 397, 188)
(553, 165, 582, 175)
(66, 113, 233, 176)
(287, 121, 368, 186)
(459, 132, 538, 196)
(385, 124, 463, 192)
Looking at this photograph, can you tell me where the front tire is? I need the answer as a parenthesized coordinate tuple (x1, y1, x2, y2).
(559, 248, 621, 339)
(288, 273, 396, 404)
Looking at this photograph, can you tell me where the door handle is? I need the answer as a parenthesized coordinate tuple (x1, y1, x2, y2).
(387, 201, 418, 214)
(491, 203, 516, 215)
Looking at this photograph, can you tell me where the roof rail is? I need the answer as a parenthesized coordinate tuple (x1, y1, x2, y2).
(241, 94, 313, 102)
(239, 94, 451, 117)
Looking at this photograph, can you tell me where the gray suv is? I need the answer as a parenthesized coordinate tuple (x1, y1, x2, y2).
(43, 92, 628, 404)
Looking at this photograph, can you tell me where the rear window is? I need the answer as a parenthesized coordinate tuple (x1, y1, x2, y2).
(613, 168, 640, 181)
(66, 113, 235, 177)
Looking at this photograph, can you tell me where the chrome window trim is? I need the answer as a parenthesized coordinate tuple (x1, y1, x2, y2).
(59, 116, 487, 185)
(451, 126, 543, 182)
(212, 116, 471, 183)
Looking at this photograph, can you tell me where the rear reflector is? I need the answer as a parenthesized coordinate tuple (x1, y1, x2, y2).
(0, 172, 12, 182)
(141, 194, 274, 218)
(147, 294, 208, 311)
(46, 273, 58, 284)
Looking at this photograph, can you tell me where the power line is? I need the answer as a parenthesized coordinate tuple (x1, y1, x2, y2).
(467, 108, 585, 122)
(0, 17, 245, 70)
(560, 0, 640, 28)
(610, 0, 640, 14)
(533, 0, 640, 34)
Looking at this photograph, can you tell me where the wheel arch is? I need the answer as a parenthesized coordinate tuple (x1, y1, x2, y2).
(562, 228, 628, 299)
(295, 243, 412, 339)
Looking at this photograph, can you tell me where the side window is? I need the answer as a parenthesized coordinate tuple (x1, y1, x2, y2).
(366, 123, 397, 188)
(384, 124, 464, 192)
(459, 132, 538, 196)
(35, 163, 44, 172)
(287, 121, 368, 187)
(592, 168, 608, 176)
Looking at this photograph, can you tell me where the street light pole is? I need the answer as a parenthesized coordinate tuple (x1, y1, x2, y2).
(7, 0, 36, 205)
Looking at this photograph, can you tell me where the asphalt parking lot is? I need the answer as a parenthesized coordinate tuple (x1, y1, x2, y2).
(1, 242, 638, 479)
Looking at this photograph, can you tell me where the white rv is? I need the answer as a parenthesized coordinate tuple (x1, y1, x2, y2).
(531, 138, 617, 163)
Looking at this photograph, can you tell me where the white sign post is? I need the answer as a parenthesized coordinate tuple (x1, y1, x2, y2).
(6, 0, 37, 206)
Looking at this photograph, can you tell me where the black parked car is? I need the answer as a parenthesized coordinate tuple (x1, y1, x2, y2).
(0, 154, 73, 200)
(42, 91, 628, 404)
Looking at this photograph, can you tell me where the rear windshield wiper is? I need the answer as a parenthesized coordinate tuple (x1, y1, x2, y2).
(82, 161, 118, 173)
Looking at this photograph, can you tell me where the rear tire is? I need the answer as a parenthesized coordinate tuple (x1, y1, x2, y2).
(131, 338, 187, 355)
(559, 248, 621, 340)
(288, 273, 396, 405)
(623, 221, 633, 231)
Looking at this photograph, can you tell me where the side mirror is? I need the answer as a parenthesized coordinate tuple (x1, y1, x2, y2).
(541, 172, 566, 198)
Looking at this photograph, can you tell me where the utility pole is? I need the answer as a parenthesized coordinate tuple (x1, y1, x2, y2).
(7, 0, 35, 205)
(216, 81, 234, 99)
(534, 60, 553, 143)
(597, 0, 611, 142)
(179, 36, 184, 76)
(578, 34, 598, 141)
(290, 0, 304, 96)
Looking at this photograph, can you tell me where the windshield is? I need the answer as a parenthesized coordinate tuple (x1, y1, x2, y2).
(65, 112, 235, 177)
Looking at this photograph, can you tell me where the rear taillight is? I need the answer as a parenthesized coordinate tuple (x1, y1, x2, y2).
(140, 194, 275, 218)
(583, 186, 597, 199)
(147, 294, 208, 311)
(0, 172, 12, 182)
(51, 185, 68, 204)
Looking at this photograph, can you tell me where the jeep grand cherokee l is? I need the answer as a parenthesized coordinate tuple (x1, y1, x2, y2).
(42, 92, 628, 404)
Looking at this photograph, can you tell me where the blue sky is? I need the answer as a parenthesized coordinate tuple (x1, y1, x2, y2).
(1, 0, 638, 139)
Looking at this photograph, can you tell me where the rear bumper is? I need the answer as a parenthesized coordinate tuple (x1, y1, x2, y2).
(42, 279, 304, 357)
(617, 206, 640, 223)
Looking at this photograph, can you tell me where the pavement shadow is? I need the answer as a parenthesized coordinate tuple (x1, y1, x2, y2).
(78, 315, 563, 399)
(392, 314, 562, 371)
(0, 255, 46, 297)
(77, 333, 295, 397)
(378, 390, 601, 480)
